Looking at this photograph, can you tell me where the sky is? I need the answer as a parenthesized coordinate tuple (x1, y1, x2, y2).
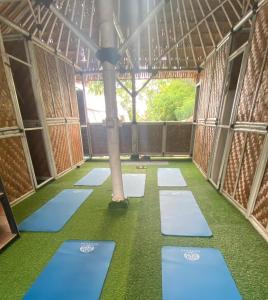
(83, 80, 149, 123)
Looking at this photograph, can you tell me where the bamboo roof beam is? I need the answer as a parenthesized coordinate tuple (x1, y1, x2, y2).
(189, 0, 207, 59)
(176, 0, 188, 67)
(204, 0, 224, 40)
(65, 0, 77, 57)
(56, 0, 70, 52)
(119, 0, 167, 55)
(196, 0, 216, 48)
(75, 0, 85, 65)
(182, 0, 197, 66)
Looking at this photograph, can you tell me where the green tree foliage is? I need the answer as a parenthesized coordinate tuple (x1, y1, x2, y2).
(116, 80, 132, 120)
(144, 79, 196, 121)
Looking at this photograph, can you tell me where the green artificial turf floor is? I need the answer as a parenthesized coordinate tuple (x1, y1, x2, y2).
(0, 159, 268, 300)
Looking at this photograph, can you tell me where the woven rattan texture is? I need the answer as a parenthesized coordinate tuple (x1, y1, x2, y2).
(68, 124, 83, 165)
(208, 41, 229, 119)
(0, 46, 17, 128)
(166, 124, 192, 154)
(223, 131, 246, 197)
(57, 60, 72, 117)
(196, 55, 215, 120)
(46, 52, 63, 118)
(0, 137, 33, 202)
(234, 133, 264, 209)
(193, 125, 205, 171)
(49, 125, 71, 174)
(202, 126, 216, 174)
(252, 54, 268, 123)
(34, 46, 54, 118)
(253, 162, 268, 228)
(66, 64, 79, 118)
(236, 6, 268, 122)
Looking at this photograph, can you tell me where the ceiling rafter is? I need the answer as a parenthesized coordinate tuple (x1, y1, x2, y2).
(0, 0, 260, 71)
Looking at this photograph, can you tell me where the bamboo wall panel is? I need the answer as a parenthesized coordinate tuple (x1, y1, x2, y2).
(223, 132, 247, 197)
(34, 46, 54, 118)
(68, 124, 83, 164)
(208, 42, 229, 119)
(234, 133, 264, 209)
(57, 60, 72, 117)
(196, 55, 215, 119)
(253, 162, 268, 228)
(193, 125, 205, 171)
(236, 5, 268, 122)
(138, 124, 162, 154)
(166, 124, 192, 154)
(202, 126, 216, 174)
(0, 46, 17, 128)
(252, 57, 268, 123)
(46, 52, 63, 118)
(66, 64, 79, 118)
(49, 125, 71, 174)
(25, 130, 50, 178)
(0, 137, 33, 203)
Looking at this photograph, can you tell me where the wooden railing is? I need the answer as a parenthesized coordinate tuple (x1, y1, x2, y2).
(84, 122, 193, 157)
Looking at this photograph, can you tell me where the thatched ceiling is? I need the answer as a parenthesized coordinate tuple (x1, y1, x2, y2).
(0, 0, 256, 74)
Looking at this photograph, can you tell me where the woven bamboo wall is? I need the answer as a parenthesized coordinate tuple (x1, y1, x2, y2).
(68, 124, 83, 165)
(236, 6, 268, 122)
(0, 137, 33, 203)
(34, 46, 55, 118)
(193, 4, 268, 239)
(233, 133, 264, 208)
(33, 43, 84, 175)
(208, 42, 230, 119)
(49, 125, 71, 174)
(193, 125, 204, 171)
(196, 55, 215, 120)
(223, 132, 246, 197)
(193, 40, 230, 176)
(0, 43, 17, 129)
(253, 162, 268, 228)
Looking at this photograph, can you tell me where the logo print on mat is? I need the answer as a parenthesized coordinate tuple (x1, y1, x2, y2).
(184, 251, 200, 261)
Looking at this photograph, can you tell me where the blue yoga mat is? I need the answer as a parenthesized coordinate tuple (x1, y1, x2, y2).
(75, 168, 111, 186)
(162, 247, 242, 300)
(24, 240, 115, 300)
(160, 190, 212, 236)
(19, 189, 92, 232)
(158, 168, 187, 187)
(123, 174, 146, 197)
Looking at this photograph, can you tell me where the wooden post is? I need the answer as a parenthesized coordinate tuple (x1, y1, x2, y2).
(97, 0, 126, 204)
(131, 72, 139, 159)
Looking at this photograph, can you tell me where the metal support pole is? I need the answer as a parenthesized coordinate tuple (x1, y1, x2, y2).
(131, 72, 138, 158)
(97, 0, 125, 202)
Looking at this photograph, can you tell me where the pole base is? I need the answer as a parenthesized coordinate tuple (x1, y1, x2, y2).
(130, 154, 139, 161)
(108, 199, 129, 209)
